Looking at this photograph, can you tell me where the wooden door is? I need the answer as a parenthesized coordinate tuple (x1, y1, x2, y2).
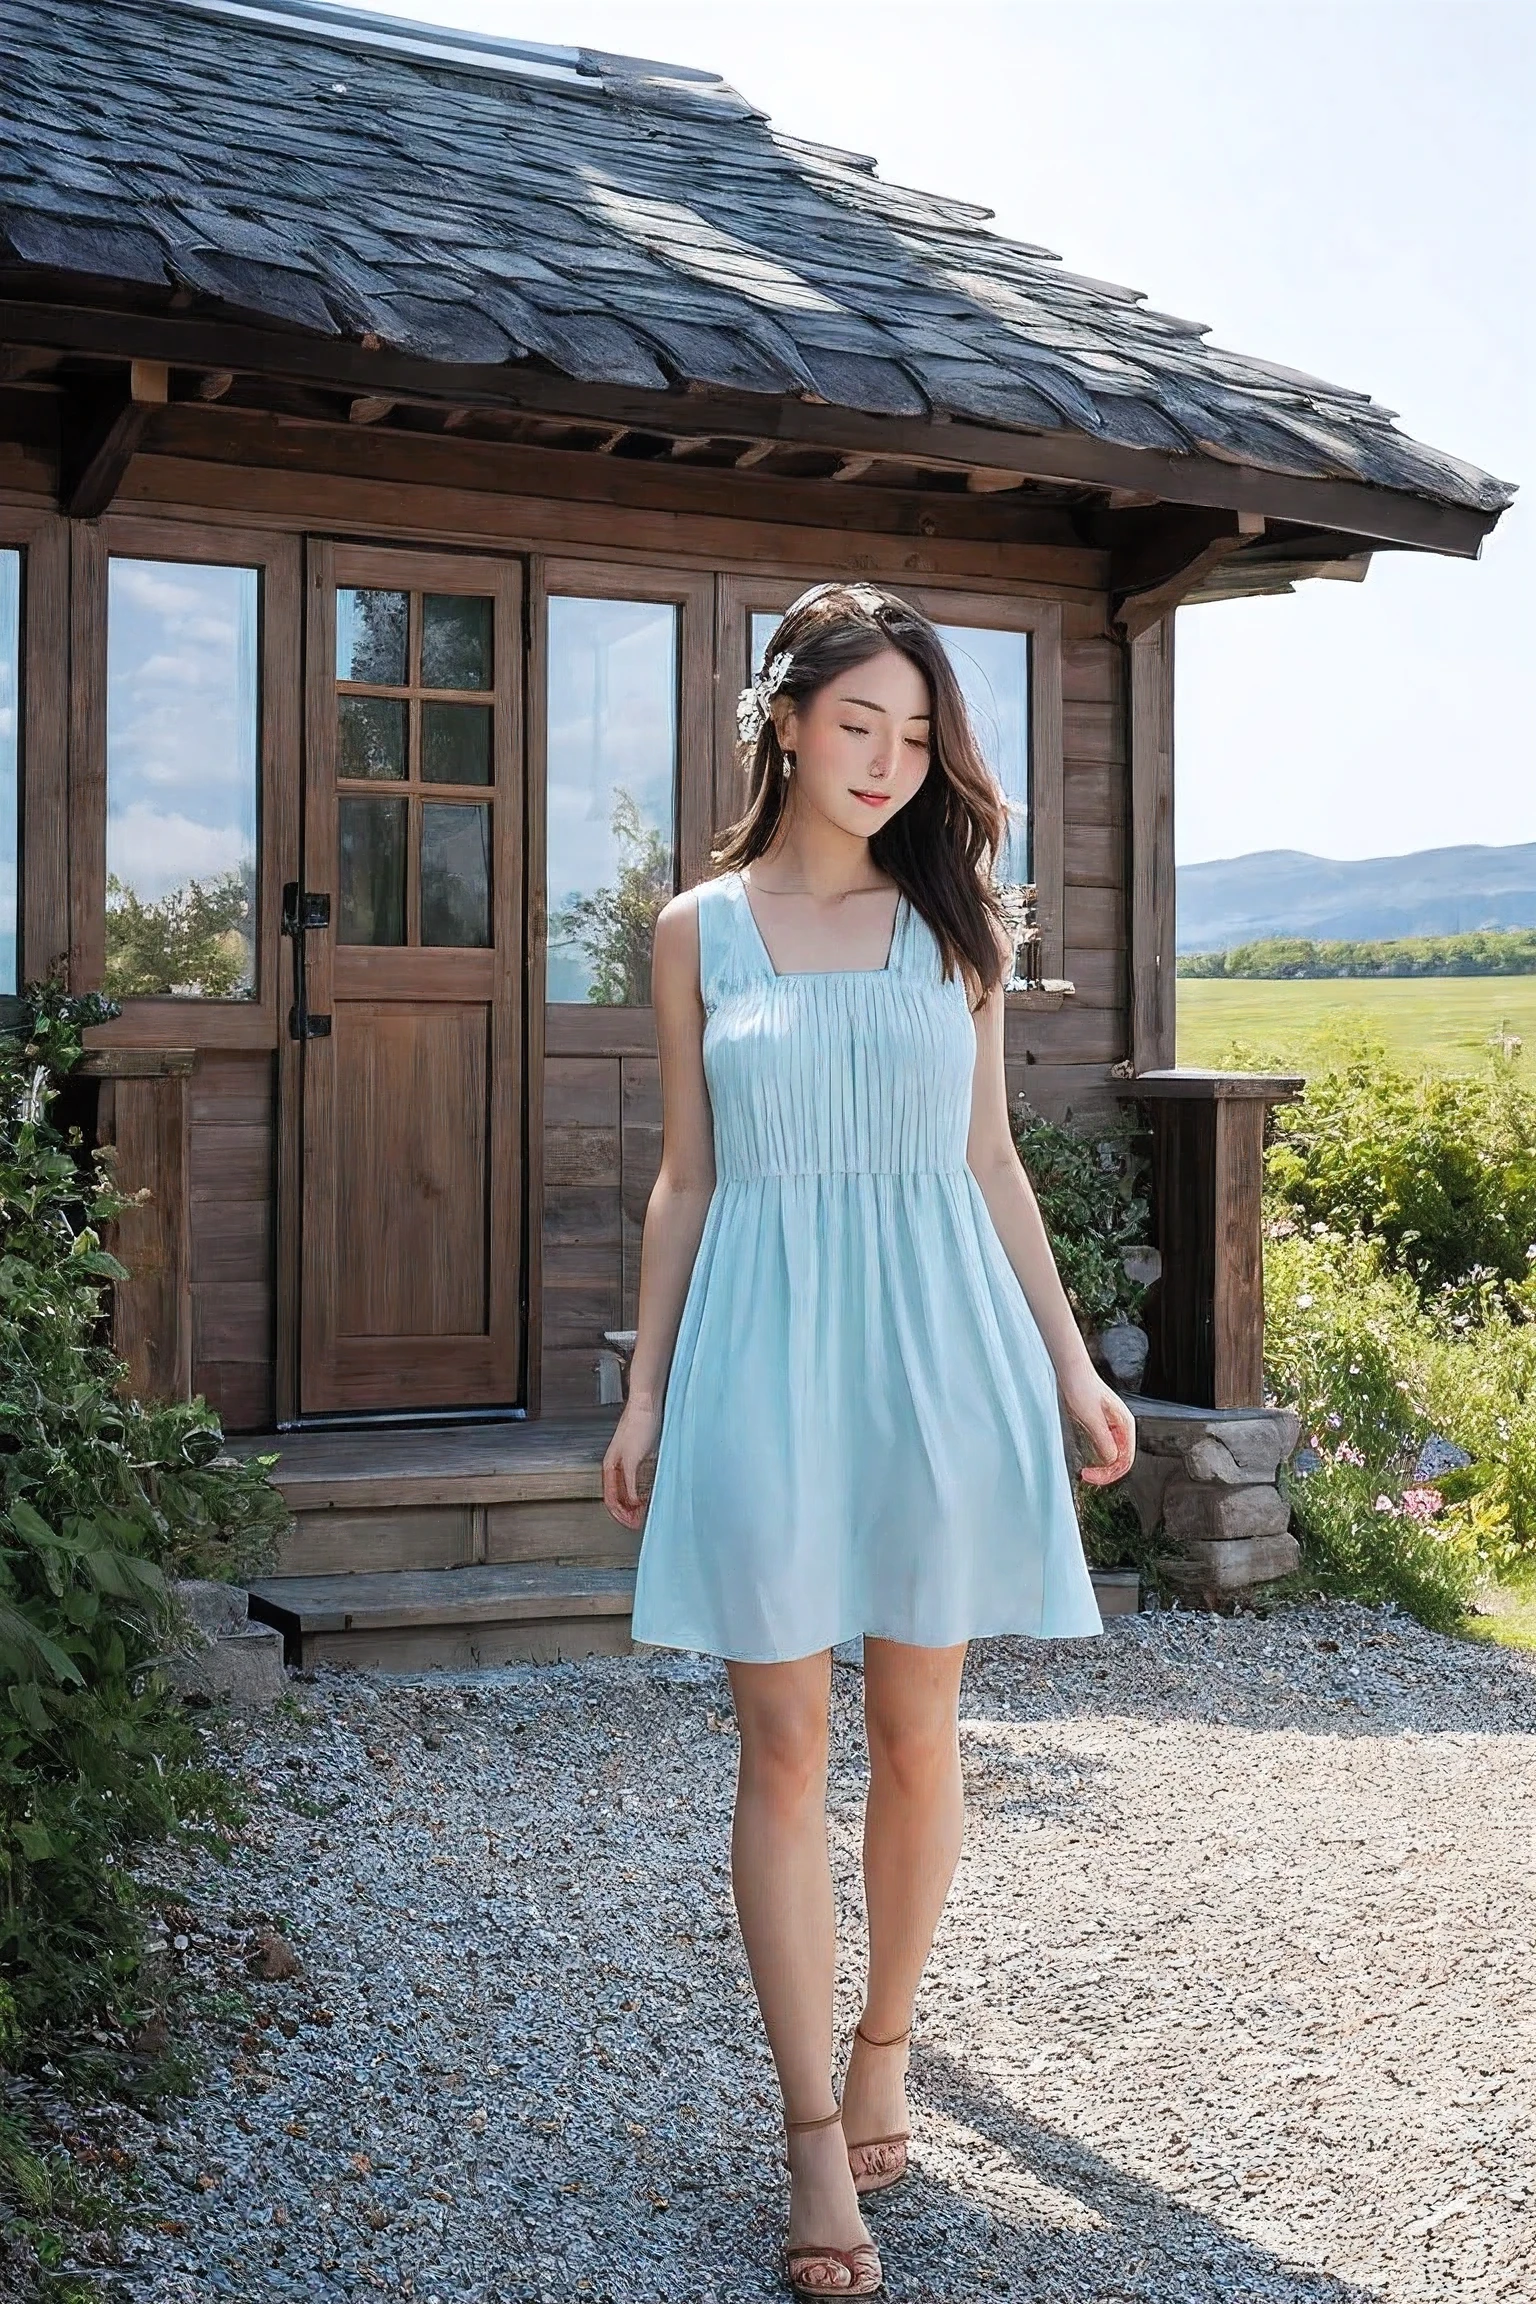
(297, 543, 525, 1415)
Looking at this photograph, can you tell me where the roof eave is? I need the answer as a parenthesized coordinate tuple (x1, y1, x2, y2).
(0, 285, 1510, 562)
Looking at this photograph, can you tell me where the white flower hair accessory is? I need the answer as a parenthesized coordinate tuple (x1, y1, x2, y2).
(735, 649, 795, 749)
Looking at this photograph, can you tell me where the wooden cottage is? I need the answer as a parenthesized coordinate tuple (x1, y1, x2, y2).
(0, 0, 1513, 1662)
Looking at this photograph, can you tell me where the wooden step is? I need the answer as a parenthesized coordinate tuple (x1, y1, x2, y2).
(227, 1418, 639, 1578)
(247, 1563, 638, 1671)
(247, 1561, 1143, 1672)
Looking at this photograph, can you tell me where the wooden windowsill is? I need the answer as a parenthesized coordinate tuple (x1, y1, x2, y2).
(1116, 1066, 1305, 1102)
(1004, 980, 1075, 1011)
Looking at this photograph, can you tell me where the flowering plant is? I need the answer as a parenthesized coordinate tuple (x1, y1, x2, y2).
(735, 649, 794, 749)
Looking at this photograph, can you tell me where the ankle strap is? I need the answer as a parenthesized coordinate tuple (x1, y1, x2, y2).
(855, 2020, 912, 2048)
(785, 2105, 842, 2134)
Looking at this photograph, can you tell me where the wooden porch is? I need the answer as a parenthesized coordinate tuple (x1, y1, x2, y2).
(233, 1416, 1142, 1669)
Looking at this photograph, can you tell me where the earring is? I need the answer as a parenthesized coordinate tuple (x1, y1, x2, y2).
(781, 748, 795, 780)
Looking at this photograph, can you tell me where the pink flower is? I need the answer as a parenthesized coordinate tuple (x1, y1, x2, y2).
(1401, 1486, 1444, 1521)
(1374, 1493, 1398, 1514)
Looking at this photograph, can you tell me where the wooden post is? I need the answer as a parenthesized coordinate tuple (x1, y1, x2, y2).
(1117, 1070, 1303, 1410)
(1129, 616, 1176, 1073)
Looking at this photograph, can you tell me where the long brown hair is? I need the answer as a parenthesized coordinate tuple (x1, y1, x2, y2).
(708, 582, 1015, 1008)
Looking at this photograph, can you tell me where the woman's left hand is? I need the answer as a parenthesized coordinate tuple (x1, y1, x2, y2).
(1060, 1366, 1138, 1486)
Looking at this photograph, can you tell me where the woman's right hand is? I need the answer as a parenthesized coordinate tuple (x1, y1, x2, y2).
(603, 1399, 662, 1528)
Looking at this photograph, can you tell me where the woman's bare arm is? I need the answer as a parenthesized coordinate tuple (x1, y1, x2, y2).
(962, 924, 1136, 1485)
(602, 888, 719, 1526)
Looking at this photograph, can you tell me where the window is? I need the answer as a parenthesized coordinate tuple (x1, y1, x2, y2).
(105, 557, 260, 999)
(749, 608, 1031, 884)
(933, 623, 1030, 884)
(545, 595, 679, 1004)
(334, 585, 496, 949)
(0, 550, 17, 996)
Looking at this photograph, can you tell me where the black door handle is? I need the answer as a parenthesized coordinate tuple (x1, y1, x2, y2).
(281, 881, 332, 1039)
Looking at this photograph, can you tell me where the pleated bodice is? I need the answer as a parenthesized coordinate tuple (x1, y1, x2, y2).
(700, 869, 976, 1180)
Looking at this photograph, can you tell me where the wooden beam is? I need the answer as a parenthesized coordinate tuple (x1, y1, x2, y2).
(1128, 617, 1176, 1074)
(966, 467, 1029, 493)
(1116, 534, 1249, 637)
(58, 361, 168, 517)
(831, 454, 875, 482)
(0, 300, 1503, 557)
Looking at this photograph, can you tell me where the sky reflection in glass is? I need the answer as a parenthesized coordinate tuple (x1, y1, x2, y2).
(546, 597, 678, 1004)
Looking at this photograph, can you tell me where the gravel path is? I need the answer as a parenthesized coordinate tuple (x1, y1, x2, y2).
(51, 1598, 1536, 2302)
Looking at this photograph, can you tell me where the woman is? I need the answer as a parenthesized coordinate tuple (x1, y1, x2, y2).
(603, 579, 1136, 2298)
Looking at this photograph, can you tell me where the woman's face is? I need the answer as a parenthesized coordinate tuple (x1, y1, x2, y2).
(774, 643, 932, 838)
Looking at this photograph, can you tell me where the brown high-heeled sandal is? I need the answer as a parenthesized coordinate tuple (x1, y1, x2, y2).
(781, 2106, 884, 2298)
(840, 2022, 912, 2197)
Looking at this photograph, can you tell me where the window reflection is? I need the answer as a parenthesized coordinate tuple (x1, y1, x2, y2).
(748, 608, 1030, 882)
(421, 804, 491, 947)
(337, 589, 407, 685)
(105, 559, 260, 999)
(1, 551, 17, 996)
(934, 625, 1030, 884)
(546, 596, 678, 1004)
(338, 797, 405, 945)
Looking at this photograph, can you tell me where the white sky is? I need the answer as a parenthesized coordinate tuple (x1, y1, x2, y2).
(318, 0, 1532, 865)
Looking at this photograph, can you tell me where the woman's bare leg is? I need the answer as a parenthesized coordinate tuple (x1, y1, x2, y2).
(726, 1650, 872, 2264)
(840, 1638, 969, 2154)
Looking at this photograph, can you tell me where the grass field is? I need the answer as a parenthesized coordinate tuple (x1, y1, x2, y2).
(1177, 975, 1536, 1075)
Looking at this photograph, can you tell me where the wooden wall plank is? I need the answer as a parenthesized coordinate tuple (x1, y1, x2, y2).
(104, 1072, 191, 1402)
(188, 1049, 275, 1428)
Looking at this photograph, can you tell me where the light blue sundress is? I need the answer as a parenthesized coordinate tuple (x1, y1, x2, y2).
(630, 868, 1105, 1663)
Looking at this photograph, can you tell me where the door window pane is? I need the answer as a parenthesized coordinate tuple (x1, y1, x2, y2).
(105, 558, 259, 999)
(421, 803, 491, 947)
(338, 797, 406, 944)
(0, 551, 17, 996)
(337, 588, 407, 685)
(422, 702, 491, 785)
(338, 694, 406, 780)
(546, 597, 678, 1004)
(934, 625, 1030, 885)
(421, 594, 492, 691)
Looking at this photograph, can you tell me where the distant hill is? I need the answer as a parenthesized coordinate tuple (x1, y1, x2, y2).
(1177, 843, 1536, 953)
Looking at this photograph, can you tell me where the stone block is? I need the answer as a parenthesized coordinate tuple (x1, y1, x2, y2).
(1123, 1450, 1177, 1538)
(172, 1576, 250, 1642)
(166, 1623, 287, 1710)
(1182, 1436, 1249, 1486)
(1129, 1401, 1301, 1479)
(1211, 1413, 1302, 1478)
(1156, 1531, 1303, 1600)
(1161, 1477, 1292, 1544)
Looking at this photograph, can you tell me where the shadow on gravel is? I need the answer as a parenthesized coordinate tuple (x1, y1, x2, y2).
(864, 2037, 1381, 2304)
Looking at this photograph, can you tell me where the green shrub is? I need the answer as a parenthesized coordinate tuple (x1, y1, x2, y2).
(1, 976, 290, 2050)
(1010, 1100, 1152, 1332)
(1264, 1220, 1536, 1622)
(1265, 1032, 1536, 1311)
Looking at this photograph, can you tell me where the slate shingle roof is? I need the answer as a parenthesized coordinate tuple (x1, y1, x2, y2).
(0, 0, 1515, 521)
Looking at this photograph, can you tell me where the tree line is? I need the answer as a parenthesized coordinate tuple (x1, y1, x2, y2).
(1180, 930, 1536, 979)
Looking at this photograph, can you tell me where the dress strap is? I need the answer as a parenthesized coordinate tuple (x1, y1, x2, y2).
(695, 871, 747, 1012)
